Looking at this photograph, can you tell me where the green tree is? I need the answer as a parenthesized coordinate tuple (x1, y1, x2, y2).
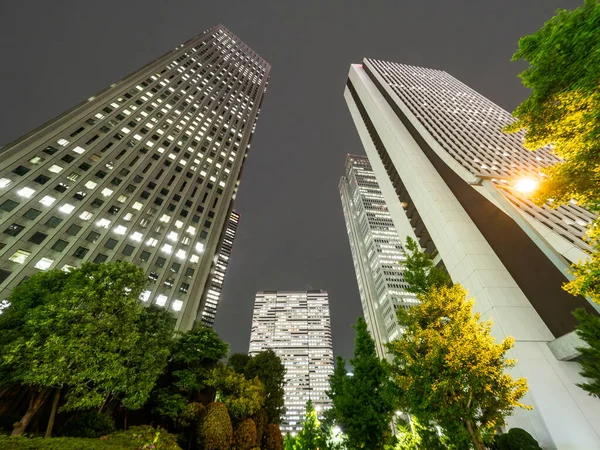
(387, 284, 530, 450)
(573, 308, 600, 396)
(327, 318, 394, 450)
(197, 402, 233, 450)
(252, 408, 268, 448)
(207, 364, 265, 421)
(244, 349, 286, 424)
(506, 0, 600, 211)
(229, 353, 253, 374)
(284, 433, 296, 450)
(0, 262, 162, 436)
(294, 400, 323, 450)
(495, 428, 542, 450)
(152, 326, 229, 422)
(403, 237, 452, 295)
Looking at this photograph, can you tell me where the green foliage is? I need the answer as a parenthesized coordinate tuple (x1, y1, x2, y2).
(294, 400, 320, 450)
(327, 318, 394, 450)
(252, 408, 268, 447)
(197, 402, 233, 450)
(393, 418, 419, 450)
(403, 237, 451, 295)
(152, 326, 228, 422)
(0, 425, 181, 449)
(233, 418, 257, 450)
(573, 308, 600, 396)
(283, 433, 296, 450)
(494, 428, 541, 450)
(58, 411, 115, 438)
(506, 0, 600, 211)
(207, 364, 265, 420)
(244, 349, 286, 424)
(0, 262, 170, 416)
(564, 225, 600, 305)
(263, 423, 284, 450)
(387, 284, 530, 449)
(229, 353, 253, 374)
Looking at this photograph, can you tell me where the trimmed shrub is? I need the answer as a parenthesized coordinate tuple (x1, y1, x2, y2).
(263, 423, 283, 450)
(495, 428, 542, 450)
(252, 408, 267, 447)
(59, 411, 115, 438)
(110, 425, 180, 449)
(197, 402, 233, 450)
(233, 418, 256, 450)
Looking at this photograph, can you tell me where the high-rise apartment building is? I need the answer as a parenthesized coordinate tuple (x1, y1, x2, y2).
(249, 290, 334, 434)
(345, 59, 600, 449)
(339, 155, 417, 358)
(0, 24, 269, 330)
(197, 210, 239, 327)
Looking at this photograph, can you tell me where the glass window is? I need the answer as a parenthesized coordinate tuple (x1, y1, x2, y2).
(66, 224, 82, 236)
(86, 231, 101, 243)
(45, 216, 62, 228)
(51, 239, 69, 251)
(28, 232, 48, 244)
(34, 175, 50, 185)
(93, 254, 108, 264)
(140, 251, 151, 262)
(105, 238, 118, 249)
(0, 200, 19, 212)
(4, 223, 25, 236)
(12, 165, 30, 176)
(23, 208, 41, 220)
(156, 256, 166, 268)
(170, 262, 181, 273)
(122, 245, 135, 256)
(9, 249, 30, 264)
(73, 246, 89, 258)
(34, 257, 54, 270)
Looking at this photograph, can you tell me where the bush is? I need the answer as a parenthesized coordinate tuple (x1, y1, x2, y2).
(263, 424, 283, 450)
(110, 425, 181, 450)
(495, 428, 542, 450)
(252, 409, 267, 447)
(233, 418, 256, 450)
(59, 411, 115, 438)
(198, 402, 233, 450)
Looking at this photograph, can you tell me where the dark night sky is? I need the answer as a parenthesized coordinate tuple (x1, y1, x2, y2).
(0, 0, 581, 359)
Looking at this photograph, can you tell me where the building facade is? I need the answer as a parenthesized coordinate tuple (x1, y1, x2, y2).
(0, 24, 269, 330)
(339, 155, 417, 358)
(197, 210, 239, 327)
(249, 290, 334, 434)
(345, 59, 600, 449)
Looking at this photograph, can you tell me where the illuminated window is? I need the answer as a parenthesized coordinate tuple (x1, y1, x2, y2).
(96, 218, 111, 228)
(167, 231, 178, 241)
(190, 254, 200, 263)
(132, 202, 143, 211)
(156, 294, 167, 306)
(79, 211, 93, 221)
(59, 203, 75, 214)
(159, 214, 170, 223)
(0, 178, 11, 188)
(57, 138, 69, 146)
(17, 187, 36, 198)
(195, 242, 205, 253)
(131, 232, 143, 241)
(175, 249, 186, 259)
(161, 244, 173, 254)
(34, 257, 54, 271)
(9, 250, 30, 264)
(140, 290, 151, 302)
(114, 225, 127, 235)
(146, 238, 158, 247)
(48, 165, 63, 173)
(39, 195, 56, 206)
(73, 146, 86, 154)
(101, 188, 113, 197)
(171, 300, 183, 311)
(85, 180, 98, 189)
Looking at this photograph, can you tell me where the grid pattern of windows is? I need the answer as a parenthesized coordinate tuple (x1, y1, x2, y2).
(339, 155, 417, 358)
(364, 59, 596, 253)
(0, 25, 270, 330)
(197, 210, 239, 326)
(249, 291, 334, 434)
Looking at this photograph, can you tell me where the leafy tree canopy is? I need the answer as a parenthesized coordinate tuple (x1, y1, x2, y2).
(387, 285, 530, 450)
(573, 308, 600, 396)
(228, 353, 253, 374)
(207, 364, 265, 421)
(506, 0, 600, 210)
(403, 237, 452, 295)
(244, 349, 286, 424)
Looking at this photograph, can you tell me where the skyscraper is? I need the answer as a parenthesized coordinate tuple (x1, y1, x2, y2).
(198, 210, 239, 327)
(0, 24, 269, 331)
(345, 59, 600, 449)
(339, 155, 417, 358)
(249, 290, 334, 434)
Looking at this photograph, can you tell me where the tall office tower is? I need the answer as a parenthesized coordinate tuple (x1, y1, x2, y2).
(345, 59, 600, 449)
(197, 210, 239, 327)
(249, 290, 334, 434)
(339, 155, 417, 358)
(0, 25, 269, 330)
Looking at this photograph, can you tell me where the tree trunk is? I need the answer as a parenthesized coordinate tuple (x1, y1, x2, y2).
(44, 389, 61, 438)
(12, 389, 50, 436)
(465, 419, 486, 450)
(98, 393, 110, 414)
(124, 410, 128, 431)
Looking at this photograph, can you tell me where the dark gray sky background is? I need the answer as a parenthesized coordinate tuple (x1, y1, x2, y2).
(0, 0, 580, 359)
